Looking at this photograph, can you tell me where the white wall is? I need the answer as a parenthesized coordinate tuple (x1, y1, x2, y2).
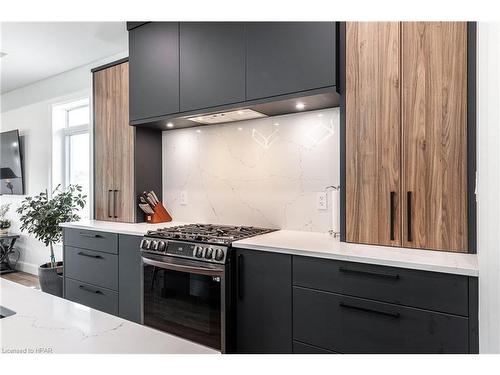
(477, 22, 500, 353)
(0, 51, 126, 275)
(163, 108, 340, 232)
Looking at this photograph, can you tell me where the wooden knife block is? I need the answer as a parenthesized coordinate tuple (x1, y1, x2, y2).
(145, 202, 173, 224)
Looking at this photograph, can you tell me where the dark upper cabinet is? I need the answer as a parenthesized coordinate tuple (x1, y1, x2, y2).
(180, 23, 246, 112)
(234, 248, 292, 353)
(245, 22, 336, 100)
(129, 22, 179, 122)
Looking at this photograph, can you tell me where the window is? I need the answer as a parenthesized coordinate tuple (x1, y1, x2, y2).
(52, 98, 90, 219)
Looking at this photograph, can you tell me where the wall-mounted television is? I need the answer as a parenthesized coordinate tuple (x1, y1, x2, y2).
(0, 129, 25, 195)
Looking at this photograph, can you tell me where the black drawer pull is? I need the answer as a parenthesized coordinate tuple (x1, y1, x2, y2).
(339, 267, 399, 280)
(389, 191, 395, 241)
(77, 251, 103, 259)
(237, 254, 244, 300)
(407, 191, 412, 242)
(339, 302, 400, 318)
(79, 232, 102, 239)
(78, 285, 103, 294)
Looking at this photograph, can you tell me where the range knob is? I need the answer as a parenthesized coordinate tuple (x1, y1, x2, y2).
(140, 239, 151, 250)
(151, 240, 159, 250)
(204, 248, 213, 259)
(157, 241, 166, 252)
(195, 246, 204, 258)
(214, 248, 225, 261)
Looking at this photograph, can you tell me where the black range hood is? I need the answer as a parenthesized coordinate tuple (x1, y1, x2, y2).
(134, 86, 340, 131)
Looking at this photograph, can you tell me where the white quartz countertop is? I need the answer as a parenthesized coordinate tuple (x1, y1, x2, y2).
(0, 279, 219, 354)
(233, 230, 479, 277)
(60, 220, 188, 237)
(60, 220, 478, 276)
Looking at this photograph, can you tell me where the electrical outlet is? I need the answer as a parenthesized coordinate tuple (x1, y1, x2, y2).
(180, 190, 188, 205)
(316, 191, 328, 210)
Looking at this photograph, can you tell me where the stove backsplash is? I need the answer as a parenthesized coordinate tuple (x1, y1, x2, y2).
(162, 108, 339, 232)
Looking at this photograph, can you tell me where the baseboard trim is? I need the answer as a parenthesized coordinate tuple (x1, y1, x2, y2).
(15, 261, 39, 276)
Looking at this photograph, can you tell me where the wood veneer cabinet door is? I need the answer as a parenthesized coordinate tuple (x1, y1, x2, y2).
(345, 22, 401, 246)
(94, 62, 135, 223)
(112, 62, 135, 223)
(401, 22, 468, 252)
(94, 67, 116, 221)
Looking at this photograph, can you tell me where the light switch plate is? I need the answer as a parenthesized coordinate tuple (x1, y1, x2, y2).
(316, 191, 328, 210)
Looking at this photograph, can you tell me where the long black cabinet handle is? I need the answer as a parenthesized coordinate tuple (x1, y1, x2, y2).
(79, 285, 103, 294)
(79, 232, 102, 239)
(237, 254, 243, 300)
(113, 190, 119, 219)
(407, 191, 412, 242)
(389, 191, 395, 241)
(339, 302, 400, 319)
(77, 251, 102, 259)
(107, 190, 113, 218)
(339, 266, 399, 280)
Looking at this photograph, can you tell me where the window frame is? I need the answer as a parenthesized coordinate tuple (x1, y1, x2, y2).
(61, 103, 90, 189)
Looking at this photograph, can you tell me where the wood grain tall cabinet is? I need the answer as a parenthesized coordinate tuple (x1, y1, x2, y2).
(345, 22, 473, 253)
(92, 59, 162, 223)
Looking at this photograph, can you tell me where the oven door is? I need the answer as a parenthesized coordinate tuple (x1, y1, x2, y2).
(142, 252, 226, 351)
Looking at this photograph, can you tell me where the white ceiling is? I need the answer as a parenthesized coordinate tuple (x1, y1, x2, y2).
(0, 22, 128, 94)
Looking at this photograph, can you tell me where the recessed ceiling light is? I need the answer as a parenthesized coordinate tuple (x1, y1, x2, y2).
(274, 122, 280, 127)
(166, 122, 174, 128)
(295, 102, 305, 110)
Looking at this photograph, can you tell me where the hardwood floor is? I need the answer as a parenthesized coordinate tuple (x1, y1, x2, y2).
(1, 271, 40, 289)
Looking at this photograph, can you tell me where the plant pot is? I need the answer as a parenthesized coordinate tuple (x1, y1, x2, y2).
(38, 261, 63, 297)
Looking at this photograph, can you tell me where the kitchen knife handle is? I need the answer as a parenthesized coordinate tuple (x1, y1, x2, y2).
(107, 190, 112, 218)
(113, 190, 118, 218)
(237, 254, 244, 300)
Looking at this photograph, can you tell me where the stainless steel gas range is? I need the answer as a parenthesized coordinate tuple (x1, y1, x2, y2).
(140, 224, 275, 352)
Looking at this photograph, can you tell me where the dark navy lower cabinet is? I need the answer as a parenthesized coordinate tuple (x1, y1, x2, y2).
(232, 251, 477, 354)
(63, 229, 143, 324)
(234, 248, 292, 353)
(118, 235, 143, 323)
(291, 255, 478, 354)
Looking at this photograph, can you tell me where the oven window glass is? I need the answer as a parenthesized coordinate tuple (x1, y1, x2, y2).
(143, 264, 221, 350)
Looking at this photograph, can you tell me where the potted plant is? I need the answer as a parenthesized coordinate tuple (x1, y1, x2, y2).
(0, 203, 12, 235)
(16, 184, 86, 297)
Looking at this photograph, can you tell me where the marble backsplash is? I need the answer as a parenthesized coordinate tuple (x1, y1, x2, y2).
(162, 107, 340, 232)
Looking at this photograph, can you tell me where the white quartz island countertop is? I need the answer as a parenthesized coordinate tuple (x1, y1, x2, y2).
(0, 279, 219, 354)
(60, 220, 478, 277)
(233, 230, 479, 277)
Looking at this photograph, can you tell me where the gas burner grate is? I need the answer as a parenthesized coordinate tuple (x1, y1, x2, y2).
(146, 223, 277, 245)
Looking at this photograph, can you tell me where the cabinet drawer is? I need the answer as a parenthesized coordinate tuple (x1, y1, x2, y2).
(293, 256, 468, 316)
(64, 246, 118, 290)
(293, 286, 469, 354)
(65, 278, 118, 316)
(64, 228, 118, 254)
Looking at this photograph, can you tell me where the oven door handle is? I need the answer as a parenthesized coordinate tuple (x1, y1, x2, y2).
(141, 255, 224, 277)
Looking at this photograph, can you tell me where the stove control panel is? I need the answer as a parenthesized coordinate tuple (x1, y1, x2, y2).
(140, 237, 227, 264)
